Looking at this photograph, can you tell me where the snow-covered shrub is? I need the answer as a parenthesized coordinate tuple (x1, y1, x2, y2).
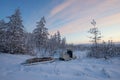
(88, 40, 120, 58)
(87, 19, 120, 58)
(47, 31, 66, 57)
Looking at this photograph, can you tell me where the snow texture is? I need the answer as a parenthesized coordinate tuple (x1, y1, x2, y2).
(0, 51, 120, 80)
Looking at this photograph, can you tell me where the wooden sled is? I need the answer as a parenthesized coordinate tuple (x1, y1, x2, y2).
(21, 57, 55, 66)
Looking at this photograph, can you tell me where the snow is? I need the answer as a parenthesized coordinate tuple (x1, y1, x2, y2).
(0, 51, 120, 80)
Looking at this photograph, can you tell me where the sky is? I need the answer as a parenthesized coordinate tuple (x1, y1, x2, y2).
(0, 0, 120, 44)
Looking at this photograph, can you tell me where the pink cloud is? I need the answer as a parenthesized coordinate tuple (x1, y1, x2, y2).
(98, 13, 120, 27)
(50, 0, 75, 17)
(49, 17, 89, 35)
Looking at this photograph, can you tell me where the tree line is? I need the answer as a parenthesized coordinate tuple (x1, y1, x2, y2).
(0, 9, 66, 57)
(0, 8, 120, 58)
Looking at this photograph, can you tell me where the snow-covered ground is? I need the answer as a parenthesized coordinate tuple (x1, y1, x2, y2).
(0, 51, 120, 80)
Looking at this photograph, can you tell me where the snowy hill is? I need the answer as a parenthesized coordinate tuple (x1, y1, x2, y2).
(0, 51, 120, 80)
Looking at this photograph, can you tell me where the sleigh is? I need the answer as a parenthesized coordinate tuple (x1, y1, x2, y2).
(21, 57, 55, 65)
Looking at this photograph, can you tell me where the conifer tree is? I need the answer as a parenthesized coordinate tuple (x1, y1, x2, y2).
(0, 20, 7, 52)
(88, 19, 101, 48)
(33, 16, 49, 57)
(88, 19, 102, 58)
(7, 8, 26, 54)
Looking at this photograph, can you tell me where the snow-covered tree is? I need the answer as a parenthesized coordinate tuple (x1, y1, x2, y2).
(88, 19, 101, 48)
(56, 31, 61, 47)
(0, 20, 8, 52)
(88, 19, 102, 58)
(51, 31, 62, 49)
(60, 37, 66, 51)
(47, 35, 57, 56)
(7, 8, 26, 54)
(47, 31, 66, 56)
(100, 40, 119, 58)
(33, 16, 49, 57)
(25, 32, 35, 55)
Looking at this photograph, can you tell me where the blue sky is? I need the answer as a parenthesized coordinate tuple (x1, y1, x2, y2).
(0, 0, 120, 44)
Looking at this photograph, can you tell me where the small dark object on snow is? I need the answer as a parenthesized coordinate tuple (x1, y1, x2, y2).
(67, 49, 73, 58)
(59, 57, 65, 61)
